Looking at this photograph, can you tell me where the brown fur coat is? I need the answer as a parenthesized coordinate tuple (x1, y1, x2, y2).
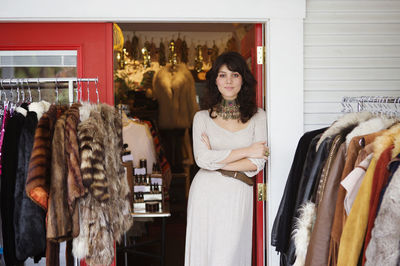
(73, 103, 132, 265)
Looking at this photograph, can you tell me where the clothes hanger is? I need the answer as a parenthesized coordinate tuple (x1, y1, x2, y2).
(37, 78, 42, 102)
(95, 78, 99, 104)
(55, 78, 59, 104)
(86, 80, 90, 103)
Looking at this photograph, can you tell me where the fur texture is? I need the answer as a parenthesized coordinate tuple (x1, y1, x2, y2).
(78, 110, 108, 201)
(373, 123, 400, 160)
(152, 63, 199, 129)
(292, 201, 316, 266)
(365, 163, 400, 265)
(391, 133, 400, 158)
(73, 103, 133, 265)
(316, 111, 373, 150)
(345, 117, 397, 148)
(64, 103, 86, 210)
(26, 105, 66, 210)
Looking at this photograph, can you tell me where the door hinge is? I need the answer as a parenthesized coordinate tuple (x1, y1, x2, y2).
(257, 183, 267, 201)
(257, 46, 265, 65)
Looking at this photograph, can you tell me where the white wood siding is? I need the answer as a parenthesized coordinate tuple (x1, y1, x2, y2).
(304, 0, 400, 132)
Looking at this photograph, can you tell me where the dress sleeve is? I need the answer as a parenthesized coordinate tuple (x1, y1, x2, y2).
(192, 112, 231, 170)
(244, 109, 267, 177)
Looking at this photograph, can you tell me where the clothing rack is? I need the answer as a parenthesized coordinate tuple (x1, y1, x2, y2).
(341, 96, 400, 116)
(0, 77, 99, 104)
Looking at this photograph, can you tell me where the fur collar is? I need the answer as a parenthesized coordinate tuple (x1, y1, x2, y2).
(292, 201, 316, 266)
(373, 123, 400, 160)
(79, 102, 98, 122)
(16, 106, 27, 117)
(317, 111, 373, 150)
(153, 63, 193, 99)
(28, 101, 51, 120)
(392, 133, 400, 158)
(345, 117, 397, 148)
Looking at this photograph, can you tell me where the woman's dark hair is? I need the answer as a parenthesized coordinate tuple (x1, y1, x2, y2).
(202, 51, 257, 123)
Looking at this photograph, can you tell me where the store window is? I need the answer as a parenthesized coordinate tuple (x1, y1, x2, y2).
(0, 50, 77, 104)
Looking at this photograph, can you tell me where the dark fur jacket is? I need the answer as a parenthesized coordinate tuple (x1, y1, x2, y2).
(73, 103, 132, 266)
(14, 101, 50, 261)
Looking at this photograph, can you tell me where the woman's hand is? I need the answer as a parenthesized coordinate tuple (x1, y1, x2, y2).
(247, 141, 269, 160)
(201, 133, 211, 150)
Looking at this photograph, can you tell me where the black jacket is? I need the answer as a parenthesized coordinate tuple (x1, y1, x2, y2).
(1, 110, 26, 266)
(13, 111, 46, 261)
(271, 128, 326, 254)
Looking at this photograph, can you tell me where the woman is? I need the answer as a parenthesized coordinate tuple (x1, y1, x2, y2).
(185, 52, 268, 266)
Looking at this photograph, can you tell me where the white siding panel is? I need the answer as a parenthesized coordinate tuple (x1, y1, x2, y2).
(304, 0, 400, 131)
(305, 35, 400, 46)
(307, 1, 400, 12)
(305, 46, 400, 58)
(305, 58, 400, 69)
(305, 23, 400, 35)
(305, 68, 400, 81)
(305, 80, 400, 91)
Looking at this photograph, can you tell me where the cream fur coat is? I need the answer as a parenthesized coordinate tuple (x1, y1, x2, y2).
(152, 63, 199, 129)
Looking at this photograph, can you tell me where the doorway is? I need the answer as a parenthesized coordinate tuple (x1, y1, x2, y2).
(113, 22, 266, 266)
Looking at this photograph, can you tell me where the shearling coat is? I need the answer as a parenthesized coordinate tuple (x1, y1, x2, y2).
(152, 63, 199, 129)
(14, 101, 50, 261)
(1, 107, 27, 266)
(73, 103, 132, 266)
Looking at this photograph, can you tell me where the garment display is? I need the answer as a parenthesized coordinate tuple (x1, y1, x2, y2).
(272, 103, 400, 266)
(0, 78, 133, 266)
(185, 109, 266, 266)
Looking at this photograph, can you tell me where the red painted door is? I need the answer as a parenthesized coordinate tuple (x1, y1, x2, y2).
(0, 22, 115, 266)
(241, 23, 265, 266)
(0, 22, 114, 104)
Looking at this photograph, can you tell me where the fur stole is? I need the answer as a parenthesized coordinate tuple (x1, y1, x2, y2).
(65, 103, 86, 210)
(316, 111, 373, 150)
(28, 100, 51, 120)
(345, 117, 397, 148)
(73, 104, 132, 265)
(292, 201, 316, 266)
(372, 123, 400, 160)
(365, 165, 400, 265)
(26, 105, 67, 210)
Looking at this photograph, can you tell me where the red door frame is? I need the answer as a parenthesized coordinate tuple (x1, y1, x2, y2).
(0, 23, 114, 105)
(241, 23, 265, 266)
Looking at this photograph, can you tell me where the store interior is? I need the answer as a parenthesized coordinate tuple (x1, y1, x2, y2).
(113, 22, 256, 265)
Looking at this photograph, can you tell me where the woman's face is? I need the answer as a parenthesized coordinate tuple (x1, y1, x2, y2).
(216, 64, 243, 101)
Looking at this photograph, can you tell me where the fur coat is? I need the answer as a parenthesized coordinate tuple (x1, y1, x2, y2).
(65, 103, 86, 210)
(14, 101, 50, 261)
(365, 134, 400, 266)
(73, 103, 132, 266)
(0, 106, 27, 265)
(25, 105, 67, 210)
(152, 63, 199, 129)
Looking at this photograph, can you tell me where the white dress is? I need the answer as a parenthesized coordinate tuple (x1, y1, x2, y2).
(185, 109, 267, 266)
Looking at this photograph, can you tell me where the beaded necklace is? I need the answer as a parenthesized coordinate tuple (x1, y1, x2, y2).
(215, 99, 240, 120)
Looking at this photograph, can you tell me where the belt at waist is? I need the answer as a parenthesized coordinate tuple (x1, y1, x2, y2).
(216, 169, 254, 186)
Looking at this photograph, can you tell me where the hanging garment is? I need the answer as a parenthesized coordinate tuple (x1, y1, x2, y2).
(341, 153, 373, 215)
(362, 145, 393, 264)
(305, 142, 346, 266)
(73, 103, 132, 266)
(288, 136, 335, 265)
(271, 128, 326, 257)
(143, 120, 172, 189)
(0, 106, 27, 266)
(329, 131, 384, 266)
(185, 109, 266, 266)
(13, 101, 50, 261)
(337, 123, 400, 266)
(122, 118, 157, 174)
(365, 148, 400, 266)
(152, 63, 199, 129)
